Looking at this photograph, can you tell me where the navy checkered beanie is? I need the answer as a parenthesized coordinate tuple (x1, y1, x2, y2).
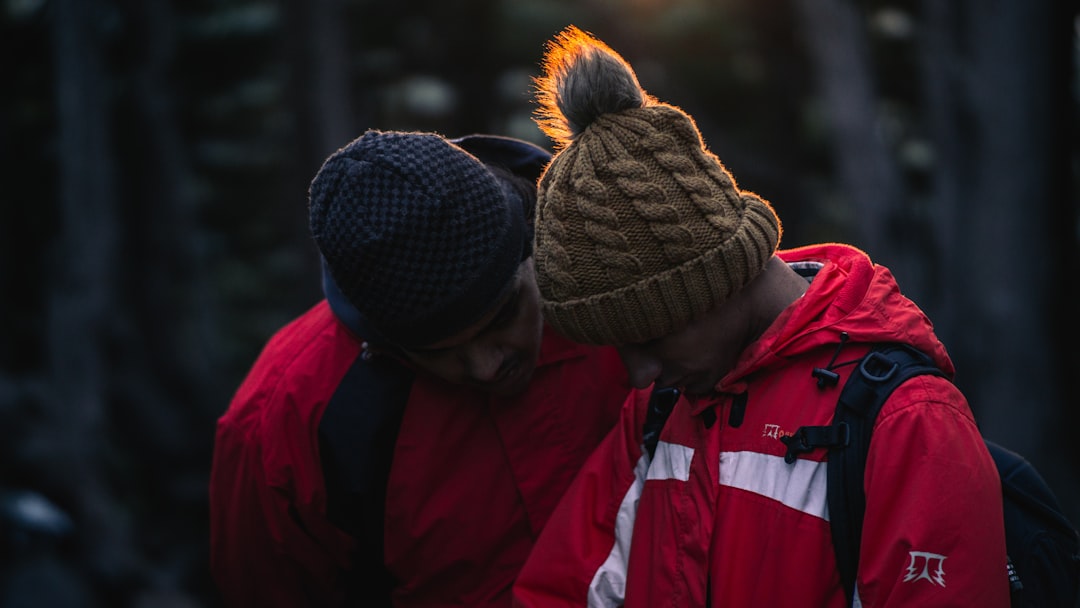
(309, 130, 528, 348)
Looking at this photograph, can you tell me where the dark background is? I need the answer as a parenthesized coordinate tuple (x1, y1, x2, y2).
(1, 0, 1077, 606)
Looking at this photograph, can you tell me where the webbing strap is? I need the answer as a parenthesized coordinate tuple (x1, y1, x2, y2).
(827, 344, 944, 607)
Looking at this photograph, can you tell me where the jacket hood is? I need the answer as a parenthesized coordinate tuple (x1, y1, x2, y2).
(719, 243, 953, 391)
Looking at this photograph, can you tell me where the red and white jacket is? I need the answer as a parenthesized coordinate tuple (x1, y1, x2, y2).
(513, 243, 1008, 608)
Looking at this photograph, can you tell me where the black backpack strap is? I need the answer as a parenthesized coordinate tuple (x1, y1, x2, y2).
(318, 352, 415, 605)
(826, 343, 945, 607)
(642, 387, 680, 459)
(801, 343, 1080, 608)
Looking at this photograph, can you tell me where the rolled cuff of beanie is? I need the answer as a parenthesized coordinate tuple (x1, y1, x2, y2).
(542, 196, 779, 346)
(371, 199, 528, 349)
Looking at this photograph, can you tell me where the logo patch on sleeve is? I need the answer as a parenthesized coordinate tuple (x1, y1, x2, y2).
(903, 551, 947, 587)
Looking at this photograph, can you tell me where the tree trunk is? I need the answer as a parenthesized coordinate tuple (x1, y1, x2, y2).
(48, 0, 138, 583)
(285, 0, 356, 162)
(790, 0, 910, 272)
(120, 0, 221, 424)
(280, 0, 356, 307)
(917, 0, 1078, 523)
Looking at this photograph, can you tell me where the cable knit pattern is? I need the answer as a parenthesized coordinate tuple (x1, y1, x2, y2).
(532, 26, 781, 345)
(536, 187, 579, 300)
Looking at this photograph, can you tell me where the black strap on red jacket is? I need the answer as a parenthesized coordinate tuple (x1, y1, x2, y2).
(826, 345, 943, 606)
(318, 352, 414, 606)
(642, 387, 680, 459)
(812, 345, 1080, 608)
(782, 343, 943, 606)
(315, 135, 550, 603)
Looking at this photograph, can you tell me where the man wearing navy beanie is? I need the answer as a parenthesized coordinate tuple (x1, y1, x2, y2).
(209, 130, 630, 607)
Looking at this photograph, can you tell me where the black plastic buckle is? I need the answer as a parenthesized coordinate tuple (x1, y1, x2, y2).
(858, 351, 899, 383)
(781, 422, 850, 464)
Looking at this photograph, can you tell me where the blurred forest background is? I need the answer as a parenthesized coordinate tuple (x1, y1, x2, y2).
(0, 0, 1077, 606)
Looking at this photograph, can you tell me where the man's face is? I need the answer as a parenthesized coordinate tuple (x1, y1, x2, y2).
(400, 259, 545, 397)
(615, 290, 754, 397)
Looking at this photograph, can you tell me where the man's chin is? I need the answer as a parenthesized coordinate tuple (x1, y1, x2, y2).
(485, 361, 536, 398)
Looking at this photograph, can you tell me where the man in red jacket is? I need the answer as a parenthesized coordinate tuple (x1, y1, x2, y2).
(209, 130, 629, 607)
(512, 26, 1009, 607)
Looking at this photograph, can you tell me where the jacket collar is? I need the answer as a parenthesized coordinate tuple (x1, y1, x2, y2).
(714, 243, 954, 394)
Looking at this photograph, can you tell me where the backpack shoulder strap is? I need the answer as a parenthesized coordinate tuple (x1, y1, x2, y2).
(318, 352, 415, 603)
(642, 386, 681, 459)
(828, 343, 945, 607)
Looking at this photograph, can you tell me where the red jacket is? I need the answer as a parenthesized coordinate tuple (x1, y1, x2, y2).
(210, 300, 629, 607)
(513, 244, 1009, 608)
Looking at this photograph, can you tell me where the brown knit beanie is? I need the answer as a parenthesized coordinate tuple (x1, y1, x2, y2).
(531, 26, 782, 346)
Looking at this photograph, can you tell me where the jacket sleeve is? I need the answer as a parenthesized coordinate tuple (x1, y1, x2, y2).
(513, 390, 651, 608)
(856, 376, 1010, 607)
(209, 415, 353, 608)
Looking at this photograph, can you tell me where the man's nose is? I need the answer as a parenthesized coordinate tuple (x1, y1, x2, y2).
(617, 347, 661, 390)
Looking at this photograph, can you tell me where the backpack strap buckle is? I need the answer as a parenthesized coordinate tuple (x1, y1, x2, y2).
(857, 350, 900, 383)
(781, 422, 850, 464)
